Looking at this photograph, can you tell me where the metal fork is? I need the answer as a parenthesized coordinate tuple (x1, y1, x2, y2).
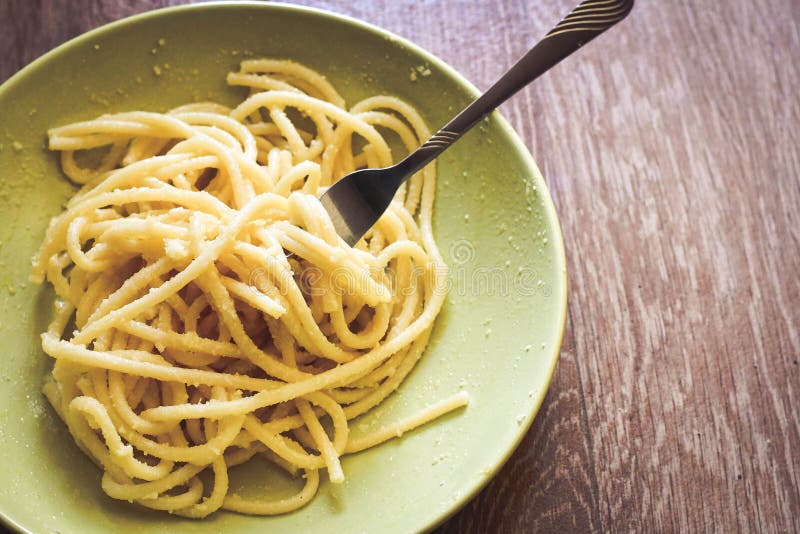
(320, 0, 634, 246)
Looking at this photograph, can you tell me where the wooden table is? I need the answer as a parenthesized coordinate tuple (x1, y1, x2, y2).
(2, 0, 798, 531)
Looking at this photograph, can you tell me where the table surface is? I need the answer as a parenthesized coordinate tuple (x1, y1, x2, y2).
(2, 0, 799, 531)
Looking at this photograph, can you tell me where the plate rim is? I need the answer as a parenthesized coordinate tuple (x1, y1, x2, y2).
(0, 2, 568, 532)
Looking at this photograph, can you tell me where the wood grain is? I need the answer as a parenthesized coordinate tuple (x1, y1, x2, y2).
(2, 0, 799, 531)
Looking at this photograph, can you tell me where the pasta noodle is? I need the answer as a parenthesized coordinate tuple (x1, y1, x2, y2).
(31, 59, 468, 517)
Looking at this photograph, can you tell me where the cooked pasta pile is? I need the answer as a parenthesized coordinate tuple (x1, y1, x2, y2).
(31, 59, 466, 517)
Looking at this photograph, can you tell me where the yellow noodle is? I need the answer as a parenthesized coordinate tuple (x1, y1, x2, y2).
(33, 59, 467, 517)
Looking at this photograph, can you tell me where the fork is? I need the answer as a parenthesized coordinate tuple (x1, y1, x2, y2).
(320, 0, 634, 246)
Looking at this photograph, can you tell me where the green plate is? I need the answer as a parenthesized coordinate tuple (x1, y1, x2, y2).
(0, 2, 566, 533)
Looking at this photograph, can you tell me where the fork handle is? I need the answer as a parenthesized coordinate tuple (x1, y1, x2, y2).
(395, 0, 634, 179)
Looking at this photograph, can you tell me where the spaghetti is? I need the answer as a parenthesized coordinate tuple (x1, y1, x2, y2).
(31, 59, 467, 517)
